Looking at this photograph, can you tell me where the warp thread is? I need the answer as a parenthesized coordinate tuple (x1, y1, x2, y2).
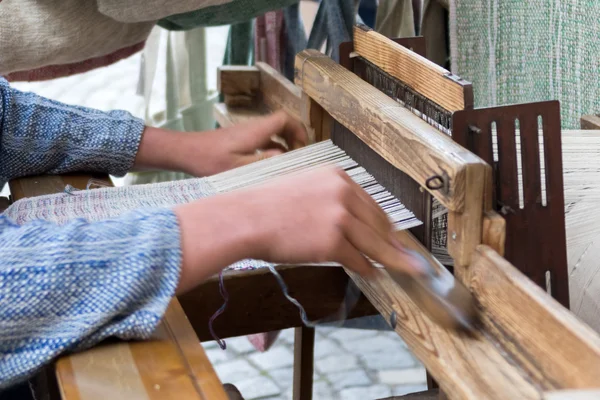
(208, 264, 363, 350)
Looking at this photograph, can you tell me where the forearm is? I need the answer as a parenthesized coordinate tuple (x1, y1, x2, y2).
(174, 193, 260, 294)
(0, 209, 180, 388)
(0, 78, 144, 184)
(133, 126, 197, 174)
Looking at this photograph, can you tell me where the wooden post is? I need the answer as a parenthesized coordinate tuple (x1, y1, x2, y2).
(292, 326, 315, 400)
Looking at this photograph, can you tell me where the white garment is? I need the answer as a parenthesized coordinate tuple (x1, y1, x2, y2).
(126, 26, 218, 185)
(0, 0, 154, 75)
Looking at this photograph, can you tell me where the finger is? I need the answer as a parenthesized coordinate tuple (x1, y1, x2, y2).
(345, 187, 392, 243)
(337, 171, 391, 235)
(271, 111, 308, 150)
(333, 238, 377, 278)
(343, 216, 426, 276)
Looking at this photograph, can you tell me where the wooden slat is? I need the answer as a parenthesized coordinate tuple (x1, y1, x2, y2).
(344, 231, 541, 400)
(353, 25, 472, 112)
(9, 174, 227, 400)
(292, 326, 315, 400)
(179, 265, 377, 341)
(580, 114, 600, 130)
(469, 246, 600, 389)
(446, 153, 487, 268)
(256, 61, 303, 120)
(55, 300, 227, 400)
(294, 49, 487, 213)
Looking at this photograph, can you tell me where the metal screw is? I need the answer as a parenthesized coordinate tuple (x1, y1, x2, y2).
(389, 311, 397, 329)
(451, 232, 457, 240)
(419, 186, 424, 193)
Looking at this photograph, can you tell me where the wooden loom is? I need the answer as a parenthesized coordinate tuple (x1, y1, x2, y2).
(7, 27, 600, 400)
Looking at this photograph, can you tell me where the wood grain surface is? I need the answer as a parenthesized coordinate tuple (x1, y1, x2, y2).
(353, 25, 472, 112)
(294, 49, 488, 213)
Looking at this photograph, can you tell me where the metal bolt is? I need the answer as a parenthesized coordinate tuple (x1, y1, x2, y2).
(389, 311, 397, 329)
(451, 232, 457, 240)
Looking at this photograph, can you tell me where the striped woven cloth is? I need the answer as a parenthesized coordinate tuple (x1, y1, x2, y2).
(450, 1, 600, 128)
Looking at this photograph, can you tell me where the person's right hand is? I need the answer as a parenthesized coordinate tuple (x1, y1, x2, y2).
(174, 167, 424, 294)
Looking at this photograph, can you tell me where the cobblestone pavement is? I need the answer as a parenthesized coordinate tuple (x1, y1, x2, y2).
(205, 327, 426, 400)
(10, 26, 427, 400)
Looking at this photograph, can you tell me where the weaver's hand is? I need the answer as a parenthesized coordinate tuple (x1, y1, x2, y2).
(134, 111, 308, 177)
(174, 167, 425, 294)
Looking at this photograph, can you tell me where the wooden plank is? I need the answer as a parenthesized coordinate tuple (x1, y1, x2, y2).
(9, 174, 227, 400)
(580, 114, 600, 130)
(292, 326, 315, 400)
(446, 153, 487, 269)
(469, 246, 600, 389)
(179, 265, 377, 341)
(55, 300, 227, 400)
(213, 103, 267, 128)
(344, 231, 541, 400)
(353, 25, 472, 112)
(294, 49, 488, 213)
(257, 61, 303, 120)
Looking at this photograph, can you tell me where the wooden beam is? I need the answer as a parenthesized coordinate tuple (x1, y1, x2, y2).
(580, 114, 600, 130)
(256, 61, 303, 120)
(353, 25, 472, 112)
(345, 228, 600, 397)
(179, 265, 377, 341)
(344, 231, 541, 400)
(293, 326, 315, 400)
(56, 300, 228, 400)
(469, 246, 600, 389)
(294, 49, 487, 214)
(446, 153, 487, 268)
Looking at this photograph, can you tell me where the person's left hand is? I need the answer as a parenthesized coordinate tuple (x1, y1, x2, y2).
(134, 110, 308, 177)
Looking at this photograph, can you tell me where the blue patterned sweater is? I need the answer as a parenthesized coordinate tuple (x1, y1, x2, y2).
(0, 78, 182, 388)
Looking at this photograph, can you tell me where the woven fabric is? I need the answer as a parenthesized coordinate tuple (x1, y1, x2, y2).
(0, 0, 154, 76)
(450, 1, 600, 129)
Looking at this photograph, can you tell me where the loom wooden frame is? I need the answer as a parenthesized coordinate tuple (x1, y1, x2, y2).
(216, 49, 600, 398)
(10, 40, 600, 400)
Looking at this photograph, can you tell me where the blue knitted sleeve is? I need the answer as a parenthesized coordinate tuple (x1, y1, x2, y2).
(0, 78, 183, 388)
(0, 77, 144, 186)
(0, 207, 182, 388)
